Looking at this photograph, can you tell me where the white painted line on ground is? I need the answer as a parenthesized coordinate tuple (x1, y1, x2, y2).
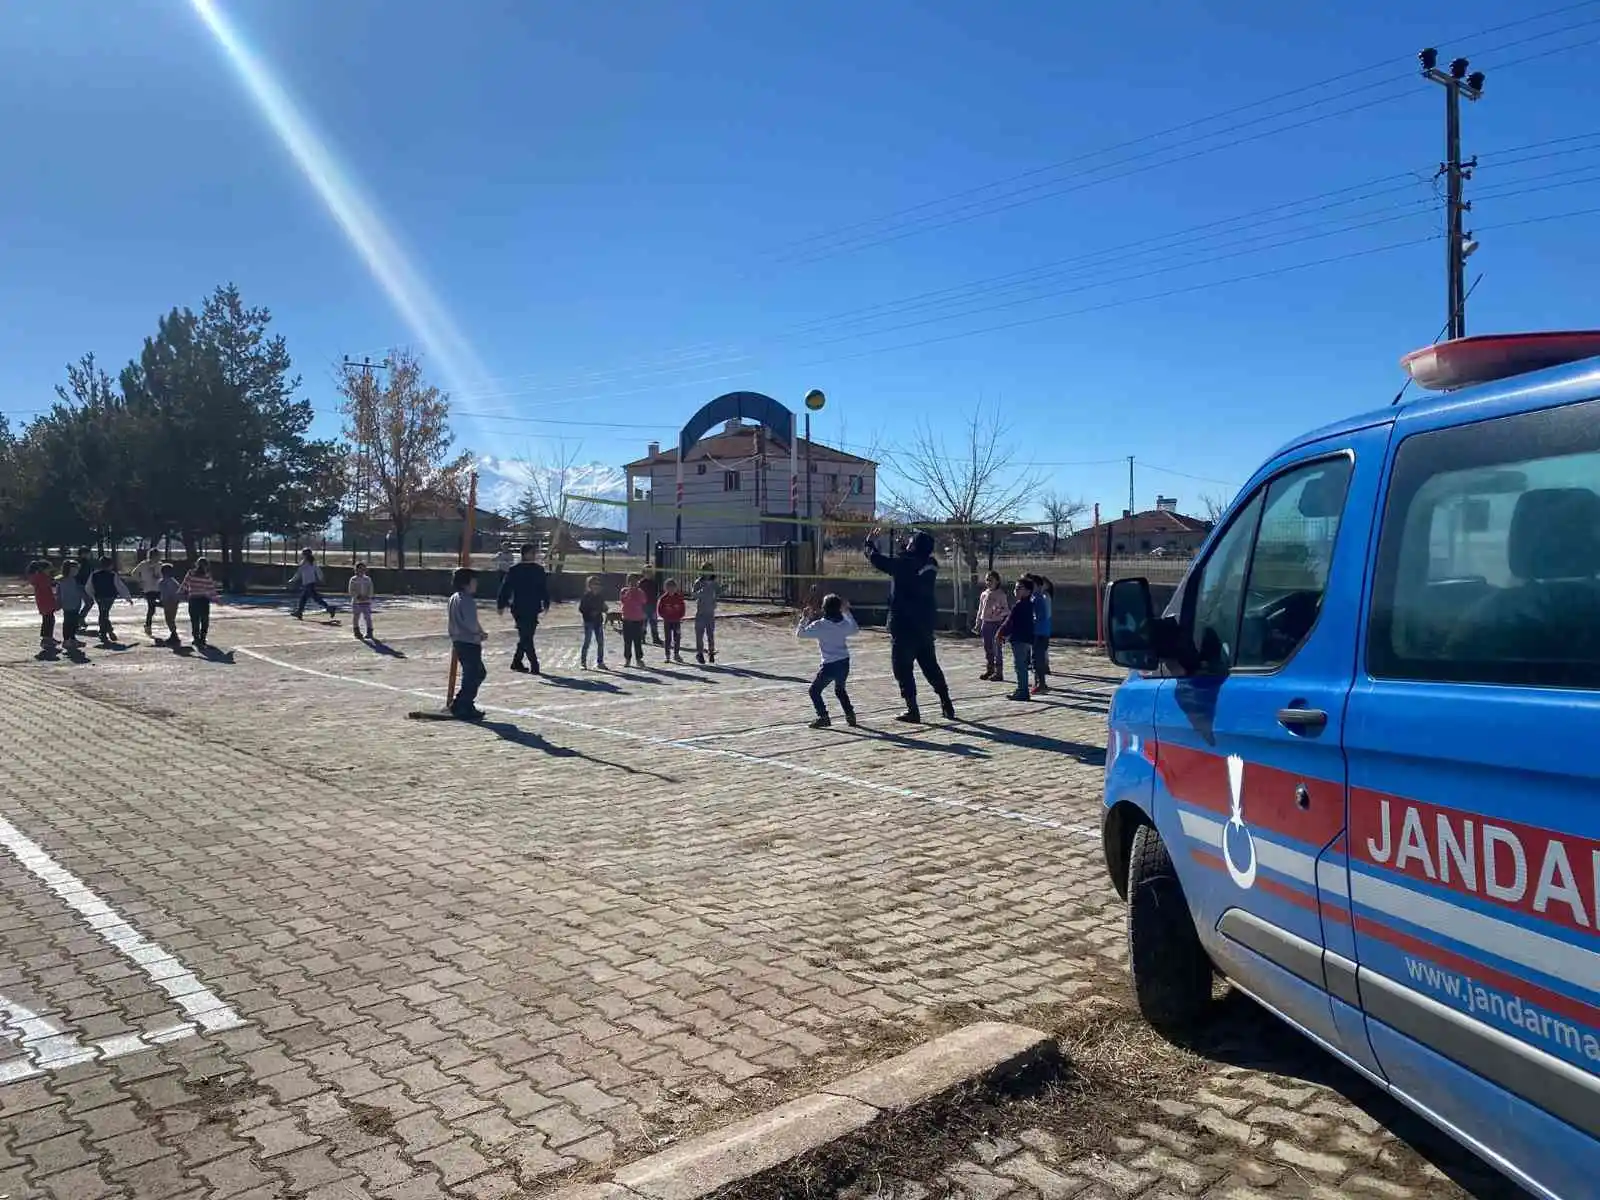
(0, 817, 246, 1034)
(232, 647, 1100, 843)
(0, 990, 197, 1083)
(671, 686, 1110, 743)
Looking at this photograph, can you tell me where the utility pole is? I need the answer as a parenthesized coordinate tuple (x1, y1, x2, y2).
(1127, 456, 1136, 517)
(1419, 49, 1484, 341)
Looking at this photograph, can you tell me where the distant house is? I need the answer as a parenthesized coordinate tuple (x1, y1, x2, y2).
(342, 493, 513, 555)
(623, 419, 877, 555)
(509, 515, 627, 553)
(1059, 504, 1213, 558)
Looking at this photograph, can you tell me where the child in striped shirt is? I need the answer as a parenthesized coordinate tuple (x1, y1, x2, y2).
(182, 558, 219, 648)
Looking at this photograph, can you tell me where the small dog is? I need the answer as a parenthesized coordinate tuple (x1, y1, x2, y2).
(606, 611, 626, 633)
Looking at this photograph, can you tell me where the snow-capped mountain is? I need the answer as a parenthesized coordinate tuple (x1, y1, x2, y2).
(473, 455, 629, 528)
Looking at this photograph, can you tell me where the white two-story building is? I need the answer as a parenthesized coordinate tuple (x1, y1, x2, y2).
(623, 418, 877, 555)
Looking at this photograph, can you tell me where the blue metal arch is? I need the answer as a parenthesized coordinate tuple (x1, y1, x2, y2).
(678, 391, 795, 460)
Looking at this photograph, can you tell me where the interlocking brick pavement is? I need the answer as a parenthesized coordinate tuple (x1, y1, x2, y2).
(0, 596, 1519, 1197)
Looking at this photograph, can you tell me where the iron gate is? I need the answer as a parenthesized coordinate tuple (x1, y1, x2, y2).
(653, 542, 799, 604)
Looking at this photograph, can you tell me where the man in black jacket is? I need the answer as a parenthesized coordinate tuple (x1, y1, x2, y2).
(497, 542, 551, 674)
(864, 528, 955, 723)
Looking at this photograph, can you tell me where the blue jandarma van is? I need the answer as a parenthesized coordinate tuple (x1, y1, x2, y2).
(1101, 332, 1600, 1200)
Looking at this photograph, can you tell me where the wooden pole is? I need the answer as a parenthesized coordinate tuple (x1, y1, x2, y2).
(445, 471, 479, 708)
(1092, 502, 1104, 649)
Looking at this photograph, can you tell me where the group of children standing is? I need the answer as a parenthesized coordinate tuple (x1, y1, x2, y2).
(445, 563, 722, 720)
(25, 550, 220, 650)
(975, 571, 1055, 701)
(573, 569, 720, 670)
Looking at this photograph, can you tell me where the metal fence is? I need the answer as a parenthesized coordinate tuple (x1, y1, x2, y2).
(653, 542, 799, 604)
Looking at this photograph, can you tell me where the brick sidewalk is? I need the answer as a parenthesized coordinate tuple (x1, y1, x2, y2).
(0, 601, 1509, 1197)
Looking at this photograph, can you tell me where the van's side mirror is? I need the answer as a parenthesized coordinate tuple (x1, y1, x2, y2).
(1106, 577, 1162, 671)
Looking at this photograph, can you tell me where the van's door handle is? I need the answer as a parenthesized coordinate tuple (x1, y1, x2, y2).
(1277, 706, 1328, 732)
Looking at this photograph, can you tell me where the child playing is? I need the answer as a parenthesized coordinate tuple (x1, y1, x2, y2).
(1030, 574, 1054, 695)
(657, 579, 687, 663)
(447, 567, 487, 720)
(797, 593, 858, 729)
(27, 560, 58, 646)
(578, 575, 608, 669)
(55, 560, 88, 649)
(997, 576, 1036, 701)
(290, 549, 336, 620)
(618, 575, 648, 668)
(181, 558, 219, 648)
(348, 562, 376, 640)
(640, 572, 662, 646)
(88, 556, 133, 643)
(974, 570, 1009, 681)
(690, 567, 719, 664)
(133, 548, 163, 637)
(158, 563, 183, 646)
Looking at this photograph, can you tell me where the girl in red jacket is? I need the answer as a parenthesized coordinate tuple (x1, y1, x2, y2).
(657, 579, 687, 663)
(27, 560, 58, 645)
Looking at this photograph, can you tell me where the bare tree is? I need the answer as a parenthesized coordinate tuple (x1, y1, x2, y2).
(513, 441, 604, 575)
(1039, 490, 1088, 552)
(883, 402, 1044, 577)
(1198, 491, 1230, 524)
(339, 348, 470, 569)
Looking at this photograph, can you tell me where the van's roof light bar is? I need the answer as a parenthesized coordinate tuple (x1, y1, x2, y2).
(1402, 332, 1600, 392)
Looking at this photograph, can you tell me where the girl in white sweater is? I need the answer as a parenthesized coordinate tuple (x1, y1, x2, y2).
(797, 594, 859, 730)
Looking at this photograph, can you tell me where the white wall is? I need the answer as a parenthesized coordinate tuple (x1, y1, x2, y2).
(626, 450, 875, 555)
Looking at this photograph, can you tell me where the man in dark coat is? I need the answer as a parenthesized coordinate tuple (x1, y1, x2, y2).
(864, 528, 955, 723)
(497, 542, 551, 673)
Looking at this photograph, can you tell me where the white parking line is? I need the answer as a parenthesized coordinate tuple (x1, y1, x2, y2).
(0, 990, 198, 1084)
(232, 647, 1100, 843)
(0, 816, 247, 1036)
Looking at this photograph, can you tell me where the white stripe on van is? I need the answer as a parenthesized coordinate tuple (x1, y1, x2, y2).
(1350, 868, 1600, 999)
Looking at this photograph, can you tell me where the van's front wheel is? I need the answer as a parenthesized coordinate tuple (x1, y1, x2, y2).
(1126, 822, 1212, 1032)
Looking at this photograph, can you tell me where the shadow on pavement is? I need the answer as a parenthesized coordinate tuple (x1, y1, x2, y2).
(1172, 991, 1532, 1200)
(703, 663, 809, 683)
(956, 719, 1107, 765)
(843, 727, 990, 757)
(540, 674, 621, 694)
(477, 721, 677, 781)
(365, 640, 408, 658)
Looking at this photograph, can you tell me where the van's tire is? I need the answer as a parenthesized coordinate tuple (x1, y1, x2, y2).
(1127, 821, 1212, 1032)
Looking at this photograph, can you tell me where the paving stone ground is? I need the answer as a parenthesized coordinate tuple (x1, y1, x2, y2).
(0, 594, 1524, 1198)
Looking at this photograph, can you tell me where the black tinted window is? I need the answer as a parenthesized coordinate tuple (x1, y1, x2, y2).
(1234, 458, 1353, 670)
(1369, 399, 1600, 689)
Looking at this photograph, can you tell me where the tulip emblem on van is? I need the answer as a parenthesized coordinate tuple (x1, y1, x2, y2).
(1223, 754, 1258, 890)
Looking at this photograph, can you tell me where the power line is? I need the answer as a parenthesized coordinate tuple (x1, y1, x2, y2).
(765, 6, 1600, 264)
(447, 134, 1600, 409)
(760, 0, 1600, 259)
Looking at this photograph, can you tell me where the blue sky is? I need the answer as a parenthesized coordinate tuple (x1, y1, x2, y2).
(3, 0, 1599, 521)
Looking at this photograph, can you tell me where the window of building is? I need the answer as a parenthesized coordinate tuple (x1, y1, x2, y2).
(826, 474, 839, 493)
(723, 470, 741, 492)
(851, 475, 864, 495)
(696, 463, 707, 475)
(1369, 399, 1600, 689)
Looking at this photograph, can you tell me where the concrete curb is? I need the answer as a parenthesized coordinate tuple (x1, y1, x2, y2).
(545, 1021, 1058, 1200)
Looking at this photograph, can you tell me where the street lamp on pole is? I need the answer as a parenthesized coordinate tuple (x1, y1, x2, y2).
(803, 389, 826, 571)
